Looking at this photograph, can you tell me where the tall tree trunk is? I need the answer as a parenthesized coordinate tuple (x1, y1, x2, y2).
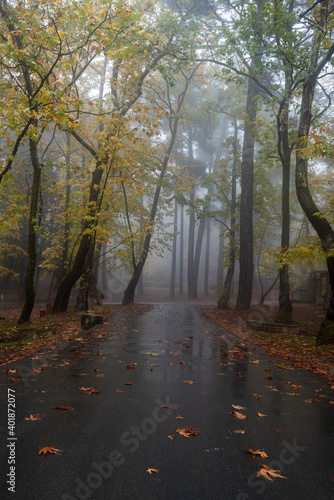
(179, 204, 184, 295)
(170, 199, 178, 298)
(101, 244, 109, 291)
(61, 132, 72, 280)
(218, 117, 238, 309)
(235, 71, 259, 310)
(18, 139, 41, 323)
(192, 217, 206, 298)
(204, 215, 210, 296)
(122, 111, 182, 305)
(276, 97, 293, 322)
(187, 188, 196, 299)
(295, 0, 334, 344)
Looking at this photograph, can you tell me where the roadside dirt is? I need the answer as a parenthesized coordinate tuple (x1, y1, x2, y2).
(202, 303, 334, 385)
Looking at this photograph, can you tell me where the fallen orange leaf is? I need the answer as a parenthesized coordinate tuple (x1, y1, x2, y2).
(232, 405, 246, 410)
(6, 368, 18, 374)
(39, 446, 62, 457)
(258, 412, 267, 418)
(122, 382, 134, 386)
(176, 426, 199, 437)
(230, 411, 246, 420)
(244, 447, 268, 459)
(147, 468, 159, 474)
(11, 378, 22, 383)
(234, 429, 246, 434)
(79, 387, 100, 394)
(175, 415, 184, 419)
(256, 463, 287, 481)
(183, 380, 195, 384)
(25, 414, 43, 421)
(168, 435, 174, 440)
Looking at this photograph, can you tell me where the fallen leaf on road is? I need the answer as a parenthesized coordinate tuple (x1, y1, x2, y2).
(126, 364, 135, 369)
(244, 447, 268, 459)
(32, 367, 43, 373)
(252, 393, 262, 401)
(147, 468, 159, 474)
(175, 415, 184, 419)
(168, 435, 174, 440)
(304, 399, 313, 403)
(114, 390, 124, 393)
(25, 414, 43, 421)
(52, 406, 73, 410)
(230, 411, 246, 420)
(258, 412, 267, 418)
(6, 368, 18, 374)
(176, 426, 199, 437)
(183, 380, 195, 384)
(79, 386, 100, 394)
(232, 405, 246, 410)
(11, 378, 22, 383)
(146, 352, 158, 356)
(39, 446, 62, 457)
(256, 463, 287, 481)
(234, 430, 246, 434)
(122, 382, 134, 386)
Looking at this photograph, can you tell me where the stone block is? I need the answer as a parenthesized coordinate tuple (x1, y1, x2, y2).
(81, 313, 104, 330)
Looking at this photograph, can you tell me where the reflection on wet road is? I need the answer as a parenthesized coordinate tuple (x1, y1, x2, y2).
(0, 304, 333, 500)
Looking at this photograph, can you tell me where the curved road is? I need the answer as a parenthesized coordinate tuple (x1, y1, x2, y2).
(0, 304, 333, 500)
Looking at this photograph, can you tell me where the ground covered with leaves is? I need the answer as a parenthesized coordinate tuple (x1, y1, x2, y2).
(202, 304, 334, 385)
(0, 305, 129, 366)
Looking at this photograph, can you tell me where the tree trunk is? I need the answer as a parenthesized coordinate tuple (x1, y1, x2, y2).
(18, 139, 41, 323)
(204, 215, 210, 296)
(52, 159, 104, 312)
(235, 72, 259, 310)
(187, 189, 196, 299)
(192, 217, 206, 299)
(122, 111, 182, 305)
(61, 132, 72, 280)
(218, 117, 238, 309)
(179, 205, 184, 295)
(295, 0, 334, 344)
(170, 199, 178, 298)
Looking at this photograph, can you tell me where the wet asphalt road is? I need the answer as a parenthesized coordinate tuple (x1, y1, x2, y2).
(0, 303, 333, 500)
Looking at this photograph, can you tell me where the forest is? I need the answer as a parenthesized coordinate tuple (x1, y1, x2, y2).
(1, 0, 334, 344)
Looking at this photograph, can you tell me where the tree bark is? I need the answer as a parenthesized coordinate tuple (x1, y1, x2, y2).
(18, 139, 41, 323)
(235, 72, 259, 310)
(122, 114, 181, 305)
(218, 117, 238, 309)
(170, 199, 178, 298)
(295, 0, 334, 344)
(179, 205, 184, 295)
